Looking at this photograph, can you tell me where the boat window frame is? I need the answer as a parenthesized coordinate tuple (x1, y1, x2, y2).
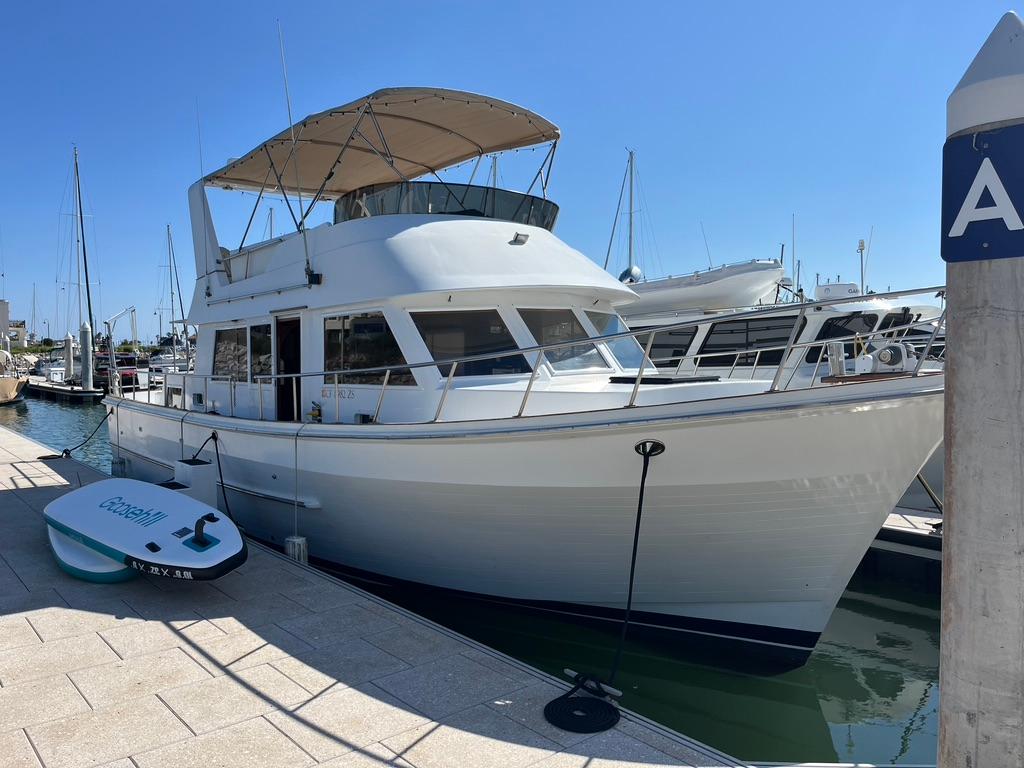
(515, 306, 613, 374)
(321, 308, 415, 387)
(409, 307, 533, 379)
(212, 326, 249, 380)
(697, 313, 808, 367)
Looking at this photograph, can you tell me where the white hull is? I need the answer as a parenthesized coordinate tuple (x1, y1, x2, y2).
(621, 260, 785, 316)
(107, 377, 942, 660)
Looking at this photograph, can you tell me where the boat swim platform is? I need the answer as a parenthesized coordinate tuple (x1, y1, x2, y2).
(0, 426, 744, 768)
(25, 378, 105, 403)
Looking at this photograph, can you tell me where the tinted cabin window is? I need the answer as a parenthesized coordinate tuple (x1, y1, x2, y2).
(213, 328, 247, 378)
(412, 310, 530, 376)
(519, 309, 607, 371)
(805, 313, 878, 363)
(324, 312, 412, 385)
(586, 312, 650, 370)
(250, 324, 271, 382)
(878, 310, 914, 337)
(699, 315, 805, 366)
(634, 326, 698, 369)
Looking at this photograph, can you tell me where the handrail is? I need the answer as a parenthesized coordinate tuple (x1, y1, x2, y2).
(134, 284, 945, 424)
(251, 285, 946, 384)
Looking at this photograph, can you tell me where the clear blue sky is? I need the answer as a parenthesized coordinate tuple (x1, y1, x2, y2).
(0, 1, 1007, 342)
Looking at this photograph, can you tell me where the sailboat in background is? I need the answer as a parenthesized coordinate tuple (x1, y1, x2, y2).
(27, 147, 104, 402)
(604, 149, 785, 318)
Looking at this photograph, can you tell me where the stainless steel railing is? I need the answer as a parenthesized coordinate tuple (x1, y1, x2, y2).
(121, 284, 946, 424)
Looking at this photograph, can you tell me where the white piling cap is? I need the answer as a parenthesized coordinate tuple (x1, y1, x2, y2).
(948, 12, 1024, 138)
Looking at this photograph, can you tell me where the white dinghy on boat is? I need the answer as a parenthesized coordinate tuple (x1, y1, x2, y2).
(45, 478, 247, 582)
(104, 87, 944, 669)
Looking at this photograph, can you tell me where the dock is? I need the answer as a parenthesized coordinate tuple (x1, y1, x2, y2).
(25, 378, 104, 403)
(0, 426, 744, 768)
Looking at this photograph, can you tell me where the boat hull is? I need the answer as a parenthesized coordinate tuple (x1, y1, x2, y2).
(107, 382, 943, 664)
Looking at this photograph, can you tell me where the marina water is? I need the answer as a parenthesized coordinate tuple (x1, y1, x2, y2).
(7, 397, 939, 765)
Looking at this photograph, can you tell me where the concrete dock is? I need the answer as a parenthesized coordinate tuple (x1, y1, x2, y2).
(0, 426, 744, 768)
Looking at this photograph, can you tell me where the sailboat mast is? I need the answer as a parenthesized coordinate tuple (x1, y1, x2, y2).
(627, 150, 635, 272)
(166, 224, 175, 352)
(73, 148, 96, 335)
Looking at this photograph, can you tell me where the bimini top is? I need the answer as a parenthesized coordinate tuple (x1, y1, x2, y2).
(203, 87, 560, 199)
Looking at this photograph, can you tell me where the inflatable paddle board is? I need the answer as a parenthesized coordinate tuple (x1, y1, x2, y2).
(44, 478, 247, 582)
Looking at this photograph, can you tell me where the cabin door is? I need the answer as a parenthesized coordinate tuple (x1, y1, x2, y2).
(275, 317, 301, 421)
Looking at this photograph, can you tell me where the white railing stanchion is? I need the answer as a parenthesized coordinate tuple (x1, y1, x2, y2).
(913, 308, 946, 376)
(517, 351, 546, 417)
(292, 377, 298, 422)
(335, 373, 341, 423)
(749, 349, 762, 380)
(433, 361, 458, 422)
(258, 378, 264, 420)
(373, 369, 391, 423)
(627, 332, 656, 408)
(769, 307, 807, 392)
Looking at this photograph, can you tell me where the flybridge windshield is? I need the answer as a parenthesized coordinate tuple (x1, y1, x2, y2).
(334, 182, 559, 231)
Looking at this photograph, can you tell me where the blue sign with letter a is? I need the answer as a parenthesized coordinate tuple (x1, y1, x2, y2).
(942, 123, 1024, 263)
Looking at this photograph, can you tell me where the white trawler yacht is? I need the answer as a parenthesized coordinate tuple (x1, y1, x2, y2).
(105, 88, 943, 666)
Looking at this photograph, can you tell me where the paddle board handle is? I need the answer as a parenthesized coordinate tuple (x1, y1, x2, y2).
(193, 513, 219, 546)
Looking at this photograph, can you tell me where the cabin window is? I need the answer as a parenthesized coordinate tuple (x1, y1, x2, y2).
(699, 315, 806, 366)
(519, 309, 608, 371)
(250, 324, 272, 382)
(411, 310, 530, 376)
(323, 312, 413, 385)
(878, 310, 915, 337)
(630, 325, 698, 369)
(584, 312, 652, 370)
(213, 328, 248, 379)
(804, 313, 878, 363)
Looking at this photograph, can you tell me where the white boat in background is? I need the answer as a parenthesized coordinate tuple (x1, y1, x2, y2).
(622, 259, 786, 317)
(601, 149, 785, 317)
(0, 350, 28, 404)
(104, 87, 944, 667)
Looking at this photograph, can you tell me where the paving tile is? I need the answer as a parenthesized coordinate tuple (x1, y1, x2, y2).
(374, 652, 525, 720)
(95, 761, 137, 768)
(281, 581, 365, 612)
(319, 742, 415, 767)
(0, 616, 40, 652)
(615, 718, 730, 767)
(27, 600, 142, 641)
(180, 623, 313, 675)
(27, 695, 192, 768)
(0, 674, 91, 733)
(132, 716, 314, 768)
(265, 683, 430, 762)
(54, 578, 165, 611)
(277, 602, 397, 648)
(69, 647, 211, 708)
(462, 648, 543, 686)
(271, 637, 410, 696)
(0, 728, 41, 768)
(382, 703, 560, 768)
(212, 564, 315, 600)
(363, 621, 466, 665)
(530, 729, 685, 767)
(196, 591, 311, 634)
(486, 681, 593, 748)
(0, 587, 67, 617)
(158, 663, 310, 734)
(0, 632, 119, 685)
(99, 616, 225, 658)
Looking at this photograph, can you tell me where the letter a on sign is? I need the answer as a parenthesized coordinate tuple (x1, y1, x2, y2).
(948, 157, 1024, 237)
